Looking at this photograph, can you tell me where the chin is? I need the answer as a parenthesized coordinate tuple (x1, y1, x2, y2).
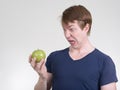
(71, 45, 79, 49)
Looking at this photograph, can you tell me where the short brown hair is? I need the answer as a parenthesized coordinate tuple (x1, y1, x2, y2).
(61, 5, 92, 35)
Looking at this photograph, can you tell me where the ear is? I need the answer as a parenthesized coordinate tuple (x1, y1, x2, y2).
(83, 23, 90, 33)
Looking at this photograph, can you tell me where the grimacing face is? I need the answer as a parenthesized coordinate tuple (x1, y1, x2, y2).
(62, 20, 89, 49)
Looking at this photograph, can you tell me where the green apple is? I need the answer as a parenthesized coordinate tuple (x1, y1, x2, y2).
(31, 49, 46, 63)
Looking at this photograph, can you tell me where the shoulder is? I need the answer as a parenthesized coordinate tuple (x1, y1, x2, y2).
(46, 48, 69, 61)
(94, 48, 112, 61)
(94, 48, 116, 71)
(46, 48, 69, 65)
(93, 48, 116, 68)
(48, 48, 68, 57)
(95, 49, 118, 85)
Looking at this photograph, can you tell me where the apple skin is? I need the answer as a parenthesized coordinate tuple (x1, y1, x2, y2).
(31, 49, 46, 63)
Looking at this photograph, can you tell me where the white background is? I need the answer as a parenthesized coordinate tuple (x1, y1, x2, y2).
(0, 0, 120, 90)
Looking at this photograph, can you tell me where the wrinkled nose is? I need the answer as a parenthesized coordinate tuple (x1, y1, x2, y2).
(64, 30, 71, 39)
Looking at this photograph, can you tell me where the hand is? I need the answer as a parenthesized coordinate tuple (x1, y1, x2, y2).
(29, 55, 48, 80)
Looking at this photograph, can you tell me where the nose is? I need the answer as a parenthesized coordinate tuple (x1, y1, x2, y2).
(64, 30, 71, 39)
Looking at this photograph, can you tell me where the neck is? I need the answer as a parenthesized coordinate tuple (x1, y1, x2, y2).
(69, 38, 95, 54)
(68, 39, 95, 60)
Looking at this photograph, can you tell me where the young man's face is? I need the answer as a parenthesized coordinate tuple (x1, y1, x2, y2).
(62, 20, 89, 49)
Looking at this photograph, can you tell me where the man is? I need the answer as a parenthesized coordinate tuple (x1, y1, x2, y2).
(29, 5, 118, 90)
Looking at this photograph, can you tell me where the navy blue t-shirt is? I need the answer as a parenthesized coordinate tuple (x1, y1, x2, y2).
(46, 48, 118, 90)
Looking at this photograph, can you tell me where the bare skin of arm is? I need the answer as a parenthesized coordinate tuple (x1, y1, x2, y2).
(29, 56, 53, 90)
(34, 73, 52, 90)
(101, 82, 117, 90)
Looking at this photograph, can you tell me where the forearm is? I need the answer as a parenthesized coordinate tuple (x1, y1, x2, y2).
(34, 77, 47, 90)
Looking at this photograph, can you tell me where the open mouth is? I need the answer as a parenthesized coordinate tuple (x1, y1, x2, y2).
(68, 40, 76, 45)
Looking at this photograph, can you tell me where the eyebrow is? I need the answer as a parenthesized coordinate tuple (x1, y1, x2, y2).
(67, 24, 74, 28)
(62, 23, 75, 30)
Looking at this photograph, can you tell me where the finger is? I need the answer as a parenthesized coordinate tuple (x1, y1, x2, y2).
(37, 59, 46, 75)
(29, 55, 32, 63)
(40, 59, 46, 69)
(31, 57, 37, 69)
(36, 59, 45, 69)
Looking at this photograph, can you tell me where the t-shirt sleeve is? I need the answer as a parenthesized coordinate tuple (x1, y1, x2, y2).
(45, 53, 53, 73)
(100, 56, 118, 86)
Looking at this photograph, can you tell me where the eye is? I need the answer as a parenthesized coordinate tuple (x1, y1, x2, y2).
(69, 28, 75, 32)
(63, 28, 67, 32)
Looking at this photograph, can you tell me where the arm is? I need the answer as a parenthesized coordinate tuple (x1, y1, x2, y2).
(100, 56, 118, 90)
(101, 82, 117, 90)
(34, 72, 53, 90)
(29, 55, 52, 90)
(34, 77, 47, 90)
